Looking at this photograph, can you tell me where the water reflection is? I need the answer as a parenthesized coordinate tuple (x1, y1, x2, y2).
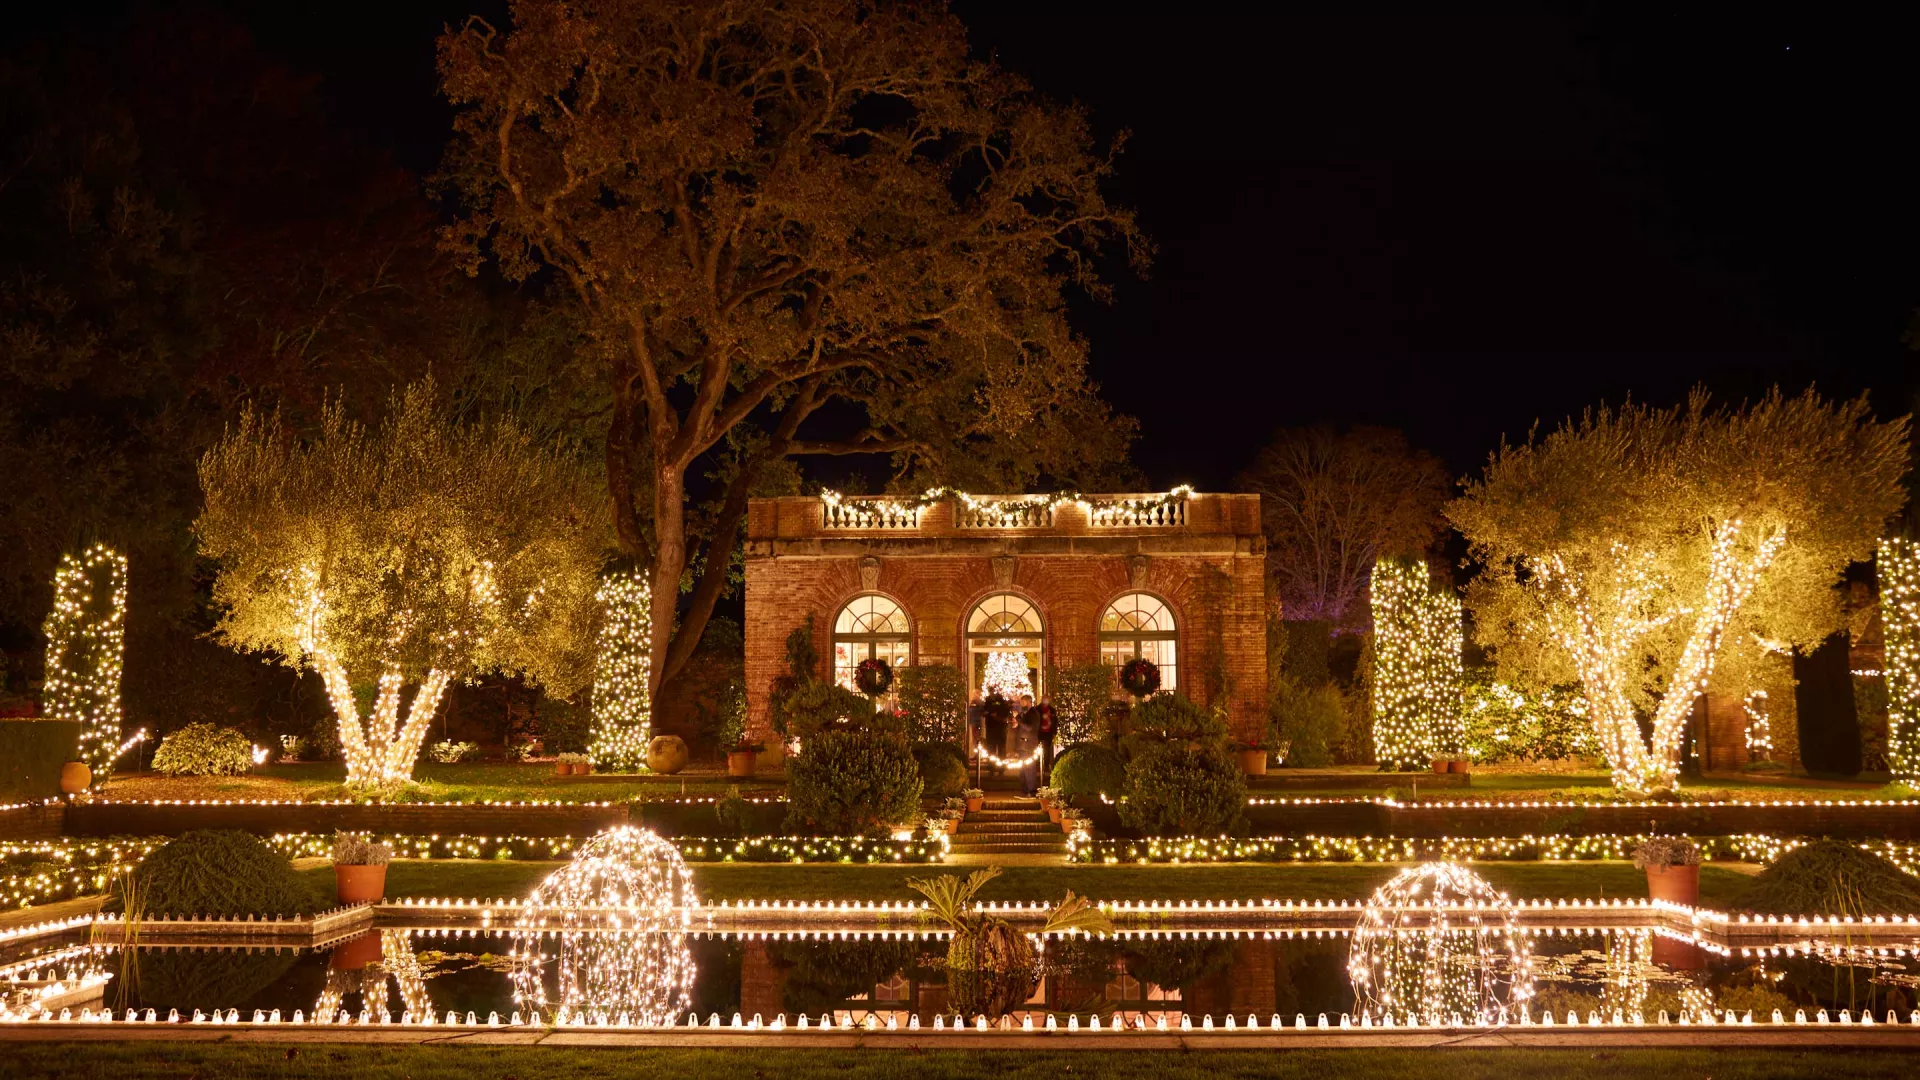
(314, 931, 430, 1022)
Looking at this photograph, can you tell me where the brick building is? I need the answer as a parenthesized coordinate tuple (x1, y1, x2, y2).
(742, 490, 1268, 750)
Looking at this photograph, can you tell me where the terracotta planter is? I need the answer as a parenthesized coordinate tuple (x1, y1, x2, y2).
(1238, 749, 1269, 776)
(945, 819, 961, 835)
(1645, 863, 1699, 906)
(1047, 806, 1062, 824)
(328, 930, 384, 971)
(334, 863, 388, 905)
(965, 796, 985, 813)
(727, 750, 757, 777)
(1431, 759, 1449, 775)
(1447, 758, 1471, 774)
(58, 761, 91, 794)
(554, 762, 573, 777)
(572, 762, 594, 776)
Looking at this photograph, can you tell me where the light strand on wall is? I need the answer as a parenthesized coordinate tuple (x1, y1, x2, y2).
(588, 571, 652, 771)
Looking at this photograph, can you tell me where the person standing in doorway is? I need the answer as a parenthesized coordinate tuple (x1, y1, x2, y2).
(1012, 705, 1041, 796)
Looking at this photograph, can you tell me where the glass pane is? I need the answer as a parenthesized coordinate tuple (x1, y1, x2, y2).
(968, 593, 1039, 634)
(1100, 593, 1172, 633)
(837, 594, 908, 635)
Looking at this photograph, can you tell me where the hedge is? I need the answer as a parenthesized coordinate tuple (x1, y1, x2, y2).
(0, 719, 81, 801)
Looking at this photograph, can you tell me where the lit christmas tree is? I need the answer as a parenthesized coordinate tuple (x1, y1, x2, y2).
(980, 649, 1033, 701)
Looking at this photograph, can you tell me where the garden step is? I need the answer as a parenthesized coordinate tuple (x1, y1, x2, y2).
(981, 799, 1043, 810)
(947, 841, 1071, 855)
(967, 808, 1049, 820)
(956, 821, 1059, 835)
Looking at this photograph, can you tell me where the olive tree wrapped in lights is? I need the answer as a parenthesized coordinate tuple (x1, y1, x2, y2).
(588, 571, 651, 771)
(1370, 557, 1465, 770)
(41, 544, 127, 783)
(1450, 390, 1906, 794)
(196, 383, 607, 792)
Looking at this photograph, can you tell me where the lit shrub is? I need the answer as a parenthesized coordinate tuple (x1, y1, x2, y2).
(150, 723, 254, 777)
(1120, 742, 1246, 835)
(785, 729, 923, 836)
(1049, 743, 1126, 798)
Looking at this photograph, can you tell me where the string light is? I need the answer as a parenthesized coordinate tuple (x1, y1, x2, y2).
(972, 743, 1046, 769)
(588, 572, 652, 771)
(41, 545, 127, 784)
(819, 486, 1197, 530)
(1532, 521, 1786, 794)
(1879, 537, 1920, 784)
(1348, 862, 1533, 1026)
(509, 827, 696, 1027)
(1370, 558, 1466, 770)
(1742, 690, 1773, 761)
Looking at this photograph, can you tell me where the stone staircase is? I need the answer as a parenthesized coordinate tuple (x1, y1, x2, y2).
(948, 796, 1068, 858)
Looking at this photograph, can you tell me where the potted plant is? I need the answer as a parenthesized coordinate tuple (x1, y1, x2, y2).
(553, 752, 577, 777)
(1631, 835, 1702, 906)
(943, 808, 964, 834)
(725, 739, 763, 778)
(1036, 786, 1063, 823)
(963, 787, 986, 814)
(332, 831, 393, 905)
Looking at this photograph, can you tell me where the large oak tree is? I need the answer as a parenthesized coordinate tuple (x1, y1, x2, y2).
(437, 0, 1145, 697)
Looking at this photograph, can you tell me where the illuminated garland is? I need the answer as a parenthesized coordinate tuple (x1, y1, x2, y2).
(819, 486, 1196, 529)
(41, 544, 128, 782)
(1879, 537, 1920, 783)
(262, 833, 947, 865)
(973, 743, 1045, 769)
(1370, 558, 1465, 769)
(588, 572, 652, 771)
(1066, 832, 1920, 869)
(0, 838, 159, 909)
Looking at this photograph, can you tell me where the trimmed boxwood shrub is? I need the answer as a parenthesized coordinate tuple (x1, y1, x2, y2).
(1049, 743, 1126, 798)
(122, 830, 320, 918)
(1119, 742, 1246, 836)
(785, 730, 923, 836)
(1738, 839, 1920, 917)
(0, 719, 81, 800)
(914, 742, 969, 797)
(151, 723, 254, 777)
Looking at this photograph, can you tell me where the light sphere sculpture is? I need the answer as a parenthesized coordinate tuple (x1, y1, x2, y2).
(510, 826, 698, 1027)
(1347, 861, 1534, 1026)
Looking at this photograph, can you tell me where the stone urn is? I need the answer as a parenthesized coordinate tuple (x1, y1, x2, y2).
(647, 736, 689, 775)
(1644, 863, 1700, 907)
(726, 749, 757, 777)
(1237, 748, 1269, 776)
(58, 761, 91, 794)
(334, 864, 388, 905)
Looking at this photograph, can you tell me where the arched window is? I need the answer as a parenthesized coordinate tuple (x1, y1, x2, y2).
(966, 593, 1043, 701)
(1100, 592, 1177, 689)
(832, 594, 911, 692)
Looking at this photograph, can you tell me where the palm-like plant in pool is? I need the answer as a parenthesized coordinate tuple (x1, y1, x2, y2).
(908, 866, 1112, 1016)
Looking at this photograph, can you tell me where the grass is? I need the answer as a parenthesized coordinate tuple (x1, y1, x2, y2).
(100, 762, 1915, 805)
(3, 1044, 1914, 1080)
(299, 858, 1758, 907)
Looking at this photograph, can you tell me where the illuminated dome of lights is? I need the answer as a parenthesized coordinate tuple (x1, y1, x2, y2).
(1347, 861, 1534, 1026)
(510, 826, 697, 1027)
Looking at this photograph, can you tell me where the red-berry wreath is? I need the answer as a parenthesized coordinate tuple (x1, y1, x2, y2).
(1119, 657, 1161, 698)
(854, 657, 894, 697)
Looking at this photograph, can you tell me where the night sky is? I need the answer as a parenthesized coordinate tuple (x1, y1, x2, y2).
(25, 3, 1920, 489)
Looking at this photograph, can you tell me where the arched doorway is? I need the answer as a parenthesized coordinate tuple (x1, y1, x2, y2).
(1099, 592, 1177, 690)
(966, 593, 1043, 702)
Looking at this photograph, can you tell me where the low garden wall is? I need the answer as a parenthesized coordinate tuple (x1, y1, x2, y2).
(1243, 799, 1920, 840)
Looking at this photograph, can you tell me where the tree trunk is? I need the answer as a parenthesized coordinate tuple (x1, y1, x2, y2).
(316, 655, 452, 790)
(649, 464, 687, 703)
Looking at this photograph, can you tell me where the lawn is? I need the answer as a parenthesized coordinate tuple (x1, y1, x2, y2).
(1, 1044, 1909, 1080)
(308, 857, 1758, 907)
(98, 762, 1914, 805)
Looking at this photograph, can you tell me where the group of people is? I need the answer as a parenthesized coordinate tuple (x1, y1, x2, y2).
(966, 691, 1057, 796)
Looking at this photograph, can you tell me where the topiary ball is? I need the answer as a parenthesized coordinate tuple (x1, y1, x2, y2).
(913, 742, 970, 797)
(127, 830, 319, 918)
(1049, 743, 1127, 798)
(1119, 658, 1161, 698)
(646, 735, 689, 774)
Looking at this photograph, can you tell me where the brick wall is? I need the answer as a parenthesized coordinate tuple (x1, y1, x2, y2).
(744, 493, 1268, 746)
(0, 802, 67, 840)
